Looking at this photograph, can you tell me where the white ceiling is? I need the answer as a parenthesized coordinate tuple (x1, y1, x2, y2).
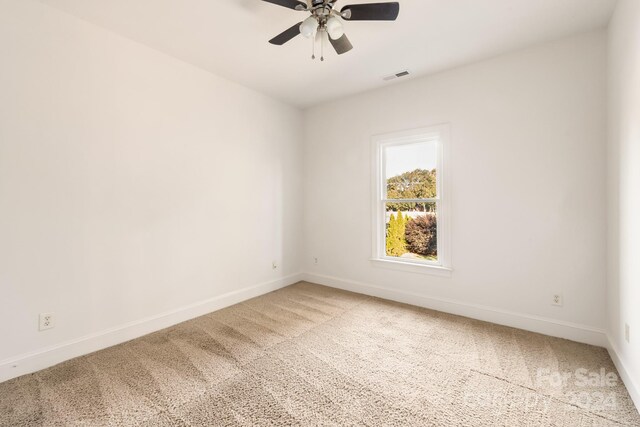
(38, 0, 617, 108)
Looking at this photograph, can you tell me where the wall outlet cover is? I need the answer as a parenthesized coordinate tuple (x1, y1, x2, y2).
(552, 294, 563, 306)
(39, 313, 55, 331)
(625, 323, 630, 343)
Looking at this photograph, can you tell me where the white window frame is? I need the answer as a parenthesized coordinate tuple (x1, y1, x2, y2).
(371, 125, 452, 276)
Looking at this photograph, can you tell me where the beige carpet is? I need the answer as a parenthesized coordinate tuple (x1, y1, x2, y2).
(1, 282, 638, 426)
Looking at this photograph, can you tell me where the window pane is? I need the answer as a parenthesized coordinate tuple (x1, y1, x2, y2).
(385, 203, 437, 261)
(384, 141, 437, 199)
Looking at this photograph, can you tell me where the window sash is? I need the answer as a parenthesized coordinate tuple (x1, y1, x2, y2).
(380, 137, 441, 200)
(379, 201, 441, 266)
(372, 124, 450, 272)
(378, 140, 442, 265)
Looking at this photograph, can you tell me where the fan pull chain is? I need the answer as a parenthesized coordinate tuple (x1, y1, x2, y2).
(311, 33, 315, 60)
(321, 32, 325, 62)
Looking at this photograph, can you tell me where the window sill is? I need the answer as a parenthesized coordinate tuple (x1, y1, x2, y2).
(370, 258, 452, 277)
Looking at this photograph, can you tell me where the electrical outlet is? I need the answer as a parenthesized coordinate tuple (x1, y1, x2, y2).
(39, 313, 55, 331)
(552, 294, 563, 307)
(314, 257, 318, 265)
(625, 323, 630, 343)
(272, 261, 278, 271)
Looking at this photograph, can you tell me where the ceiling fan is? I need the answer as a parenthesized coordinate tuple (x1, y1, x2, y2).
(263, 0, 400, 60)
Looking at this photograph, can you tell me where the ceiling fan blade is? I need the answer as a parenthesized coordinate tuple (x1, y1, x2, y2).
(329, 33, 353, 55)
(269, 22, 303, 45)
(341, 2, 399, 21)
(262, 0, 308, 11)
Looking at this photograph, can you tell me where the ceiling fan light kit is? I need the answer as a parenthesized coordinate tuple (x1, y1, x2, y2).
(265, 0, 400, 60)
(326, 17, 344, 40)
(300, 16, 318, 38)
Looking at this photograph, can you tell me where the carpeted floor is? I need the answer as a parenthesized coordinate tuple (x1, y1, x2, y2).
(1, 282, 639, 426)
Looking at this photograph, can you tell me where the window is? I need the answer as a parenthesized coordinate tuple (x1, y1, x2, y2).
(372, 125, 451, 274)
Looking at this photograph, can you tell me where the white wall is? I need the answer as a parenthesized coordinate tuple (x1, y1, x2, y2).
(0, 0, 619, 389)
(607, 0, 640, 403)
(0, 0, 302, 378)
(303, 31, 608, 341)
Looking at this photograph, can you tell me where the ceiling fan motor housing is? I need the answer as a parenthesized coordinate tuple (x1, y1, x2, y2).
(311, 1, 335, 22)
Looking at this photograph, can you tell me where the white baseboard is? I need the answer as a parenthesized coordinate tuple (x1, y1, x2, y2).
(607, 337, 640, 410)
(0, 273, 303, 384)
(4, 272, 636, 414)
(302, 272, 608, 347)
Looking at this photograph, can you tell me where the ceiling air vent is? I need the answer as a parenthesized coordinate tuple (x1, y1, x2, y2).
(383, 70, 410, 81)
